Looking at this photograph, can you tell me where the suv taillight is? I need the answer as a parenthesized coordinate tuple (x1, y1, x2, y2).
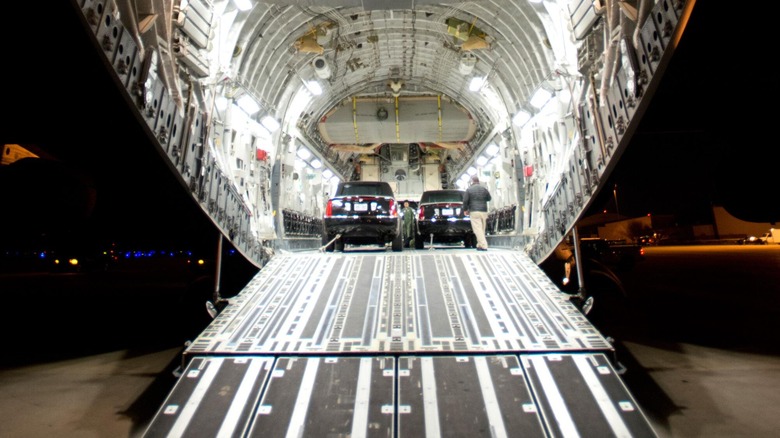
(325, 200, 333, 217)
(389, 199, 397, 217)
(417, 206, 425, 220)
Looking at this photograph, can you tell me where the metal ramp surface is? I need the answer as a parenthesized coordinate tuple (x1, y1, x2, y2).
(144, 249, 657, 437)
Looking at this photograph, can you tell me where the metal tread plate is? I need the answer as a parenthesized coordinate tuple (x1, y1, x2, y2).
(144, 353, 657, 437)
(185, 249, 609, 356)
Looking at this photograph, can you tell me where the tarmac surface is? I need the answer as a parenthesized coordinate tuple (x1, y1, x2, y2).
(1, 245, 779, 437)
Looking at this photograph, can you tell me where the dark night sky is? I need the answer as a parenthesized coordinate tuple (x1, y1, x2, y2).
(587, 1, 777, 225)
(1, 3, 218, 252)
(1, 1, 776, 255)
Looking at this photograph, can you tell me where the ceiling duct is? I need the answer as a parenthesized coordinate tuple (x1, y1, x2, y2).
(312, 56, 331, 79)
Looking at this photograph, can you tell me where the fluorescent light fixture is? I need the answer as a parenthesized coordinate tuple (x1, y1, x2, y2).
(310, 159, 322, 169)
(236, 94, 260, 115)
(455, 179, 468, 189)
(306, 80, 322, 96)
(459, 174, 471, 183)
(233, 0, 253, 12)
(230, 103, 249, 124)
(485, 143, 500, 156)
(476, 155, 488, 166)
(296, 148, 312, 160)
(261, 115, 280, 132)
(215, 96, 228, 111)
(322, 169, 333, 179)
(530, 88, 552, 109)
(512, 110, 531, 127)
(467, 166, 477, 175)
(469, 76, 485, 92)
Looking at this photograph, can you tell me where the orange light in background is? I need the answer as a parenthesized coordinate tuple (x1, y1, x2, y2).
(197, 259, 205, 265)
(69, 259, 79, 266)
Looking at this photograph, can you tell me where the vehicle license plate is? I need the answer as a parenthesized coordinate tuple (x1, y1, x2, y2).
(442, 208, 454, 215)
(354, 202, 368, 212)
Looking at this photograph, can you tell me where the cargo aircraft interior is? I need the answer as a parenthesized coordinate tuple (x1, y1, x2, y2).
(65, 0, 699, 436)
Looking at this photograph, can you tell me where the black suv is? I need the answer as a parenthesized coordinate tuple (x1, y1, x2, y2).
(414, 189, 475, 249)
(322, 181, 403, 252)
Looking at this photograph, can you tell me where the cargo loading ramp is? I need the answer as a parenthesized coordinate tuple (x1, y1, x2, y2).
(145, 249, 657, 437)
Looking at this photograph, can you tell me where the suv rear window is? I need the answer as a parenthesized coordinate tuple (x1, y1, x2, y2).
(420, 190, 464, 203)
(336, 182, 395, 197)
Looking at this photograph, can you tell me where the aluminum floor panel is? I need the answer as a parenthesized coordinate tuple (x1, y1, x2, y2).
(185, 249, 609, 356)
(144, 353, 657, 437)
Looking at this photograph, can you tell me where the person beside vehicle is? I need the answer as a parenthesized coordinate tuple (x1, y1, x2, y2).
(402, 201, 415, 248)
(462, 174, 491, 251)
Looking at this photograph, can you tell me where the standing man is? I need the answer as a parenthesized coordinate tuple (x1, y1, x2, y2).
(462, 174, 491, 251)
(401, 201, 416, 248)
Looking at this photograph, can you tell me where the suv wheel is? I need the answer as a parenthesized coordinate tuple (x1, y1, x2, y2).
(392, 233, 403, 252)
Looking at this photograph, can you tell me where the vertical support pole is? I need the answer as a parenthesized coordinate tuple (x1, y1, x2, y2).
(571, 226, 593, 315)
(213, 233, 224, 304)
(572, 226, 586, 293)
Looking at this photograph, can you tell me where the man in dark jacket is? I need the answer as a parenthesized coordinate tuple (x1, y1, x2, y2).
(462, 174, 491, 251)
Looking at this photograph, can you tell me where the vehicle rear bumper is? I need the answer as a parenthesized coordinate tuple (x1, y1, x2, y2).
(324, 217, 399, 239)
(417, 220, 472, 238)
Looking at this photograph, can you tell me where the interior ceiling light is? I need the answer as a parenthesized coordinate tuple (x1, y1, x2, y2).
(236, 94, 260, 115)
(512, 110, 531, 127)
(485, 143, 500, 156)
(476, 155, 488, 166)
(310, 159, 322, 169)
(306, 80, 322, 96)
(620, 36, 640, 97)
(296, 148, 312, 160)
(469, 76, 485, 92)
(322, 169, 333, 179)
(215, 96, 228, 111)
(233, 0, 253, 12)
(530, 88, 552, 109)
(261, 116, 280, 132)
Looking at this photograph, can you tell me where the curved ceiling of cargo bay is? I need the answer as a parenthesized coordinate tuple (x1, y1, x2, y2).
(221, 1, 560, 172)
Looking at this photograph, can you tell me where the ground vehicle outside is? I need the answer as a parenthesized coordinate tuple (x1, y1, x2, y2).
(740, 235, 764, 245)
(759, 229, 779, 244)
(579, 238, 645, 272)
(322, 181, 403, 252)
(414, 189, 475, 249)
(739, 229, 779, 245)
